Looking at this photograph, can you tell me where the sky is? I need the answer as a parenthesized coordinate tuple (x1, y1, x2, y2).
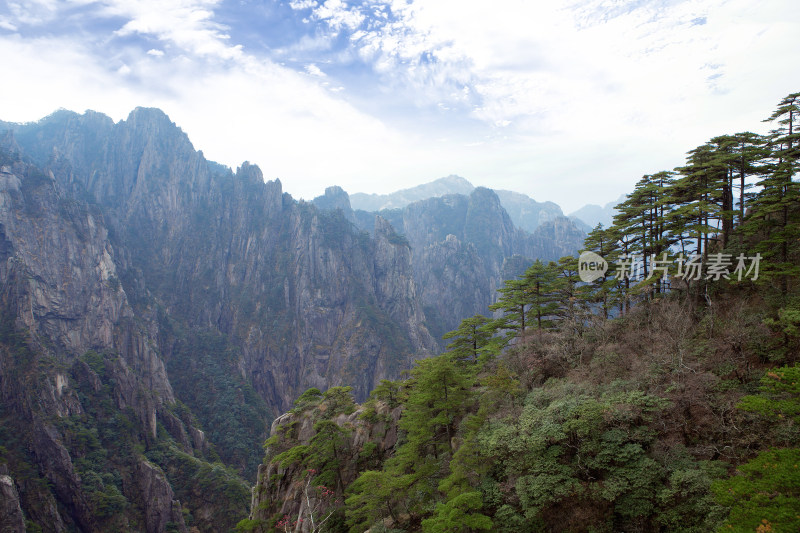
(1, 0, 799, 213)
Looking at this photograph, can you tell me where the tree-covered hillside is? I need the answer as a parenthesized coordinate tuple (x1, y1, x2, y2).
(242, 91, 800, 533)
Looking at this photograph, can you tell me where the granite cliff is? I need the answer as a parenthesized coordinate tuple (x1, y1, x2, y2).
(350, 188, 586, 341)
(0, 108, 437, 532)
(0, 150, 196, 531)
(0, 107, 583, 531)
(5, 108, 437, 410)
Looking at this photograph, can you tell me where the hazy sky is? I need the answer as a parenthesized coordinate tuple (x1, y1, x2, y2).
(1, 0, 798, 212)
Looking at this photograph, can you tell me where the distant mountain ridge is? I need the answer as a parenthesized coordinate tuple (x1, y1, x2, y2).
(350, 175, 568, 233)
(350, 175, 474, 211)
(316, 184, 586, 341)
(493, 189, 564, 233)
(568, 194, 627, 230)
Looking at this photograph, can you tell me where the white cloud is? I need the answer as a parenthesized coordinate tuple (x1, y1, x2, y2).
(312, 0, 365, 31)
(289, 0, 316, 10)
(305, 63, 325, 77)
(0, 29, 445, 201)
(103, 0, 244, 60)
(0, 0, 798, 212)
(6, 0, 60, 26)
(0, 36, 142, 121)
(335, 0, 800, 209)
(337, 0, 798, 135)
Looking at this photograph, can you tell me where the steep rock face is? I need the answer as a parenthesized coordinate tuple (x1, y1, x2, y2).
(8, 109, 436, 413)
(3, 110, 115, 193)
(414, 235, 489, 341)
(372, 216, 429, 347)
(361, 187, 586, 341)
(528, 215, 589, 260)
(462, 187, 519, 275)
(0, 158, 171, 434)
(134, 460, 187, 533)
(0, 472, 26, 533)
(0, 152, 249, 531)
(312, 186, 355, 222)
(30, 422, 94, 532)
(233, 205, 436, 408)
(493, 189, 564, 232)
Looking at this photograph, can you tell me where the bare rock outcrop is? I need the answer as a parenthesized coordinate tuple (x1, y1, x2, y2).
(0, 472, 26, 533)
(134, 460, 187, 533)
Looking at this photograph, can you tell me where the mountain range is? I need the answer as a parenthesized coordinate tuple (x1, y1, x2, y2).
(568, 194, 626, 230)
(0, 108, 586, 532)
(349, 174, 620, 234)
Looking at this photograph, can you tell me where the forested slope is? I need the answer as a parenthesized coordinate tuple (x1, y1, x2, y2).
(243, 92, 800, 533)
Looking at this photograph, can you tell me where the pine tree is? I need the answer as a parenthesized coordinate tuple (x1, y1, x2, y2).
(744, 92, 800, 295)
(423, 412, 493, 533)
(611, 172, 676, 292)
(668, 144, 727, 259)
(346, 355, 474, 530)
(582, 224, 620, 318)
(605, 221, 636, 314)
(519, 260, 559, 331)
(489, 277, 530, 335)
(550, 256, 589, 330)
(613, 183, 650, 278)
(706, 135, 739, 248)
(729, 132, 769, 237)
(442, 314, 494, 364)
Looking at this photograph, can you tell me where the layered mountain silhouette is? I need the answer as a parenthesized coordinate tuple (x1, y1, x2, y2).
(568, 194, 627, 230)
(349, 174, 578, 234)
(0, 108, 585, 531)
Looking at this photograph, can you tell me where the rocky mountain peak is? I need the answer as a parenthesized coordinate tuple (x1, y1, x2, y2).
(373, 214, 395, 237)
(468, 186, 510, 221)
(349, 174, 475, 211)
(236, 160, 264, 186)
(312, 185, 352, 213)
(470, 185, 500, 201)
(126, 106, 178, 130)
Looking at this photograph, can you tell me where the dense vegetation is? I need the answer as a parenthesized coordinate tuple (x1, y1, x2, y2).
(159, 317, 272, 479)
(0, 344, 252, 532)
(242, 92, 800, 532)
